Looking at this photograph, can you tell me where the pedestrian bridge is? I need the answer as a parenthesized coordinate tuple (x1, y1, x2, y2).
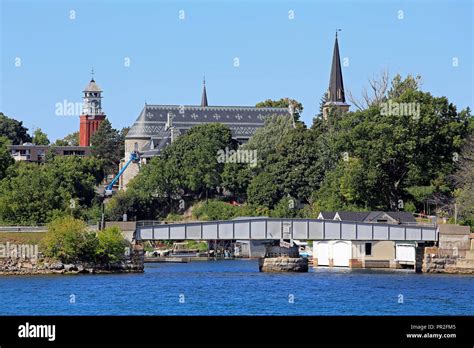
(135, 218, 438, 242)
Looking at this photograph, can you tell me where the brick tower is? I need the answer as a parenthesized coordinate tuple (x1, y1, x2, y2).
(79, 72, 106, 146)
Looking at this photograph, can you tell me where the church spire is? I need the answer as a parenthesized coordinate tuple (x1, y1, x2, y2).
(328, 30, 345, 103)
(323, 31, 350, 119)
(201, 77, 208, 107)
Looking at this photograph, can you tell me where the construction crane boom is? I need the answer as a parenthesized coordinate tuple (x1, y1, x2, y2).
(104, 151, 140, 196)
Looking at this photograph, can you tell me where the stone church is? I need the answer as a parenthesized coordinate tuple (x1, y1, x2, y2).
(119, 33, 349, 189)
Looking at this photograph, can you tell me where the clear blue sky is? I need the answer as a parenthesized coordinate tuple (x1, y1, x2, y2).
(1, 0, 472, 141)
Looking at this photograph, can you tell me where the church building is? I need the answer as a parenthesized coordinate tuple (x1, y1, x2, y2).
(119, 33, 349, 189)
(121, 83, 293, 188)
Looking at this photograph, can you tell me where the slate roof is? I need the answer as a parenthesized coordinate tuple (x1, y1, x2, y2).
(140, 133, 172, 158)
(336, 211, 370, 222)
(365, 211, 417, 224)
(319, 212, 337, 220)
(83, 79, 102, 92)
(126, 105, 291, 139)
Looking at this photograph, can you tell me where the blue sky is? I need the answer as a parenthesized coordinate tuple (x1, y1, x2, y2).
(1, 0, 473, 141)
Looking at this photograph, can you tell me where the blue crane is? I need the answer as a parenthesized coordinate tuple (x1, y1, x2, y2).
(104, 151, 140, 197)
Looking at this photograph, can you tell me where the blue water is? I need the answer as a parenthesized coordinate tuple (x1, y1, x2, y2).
(0, 260, 472, 315)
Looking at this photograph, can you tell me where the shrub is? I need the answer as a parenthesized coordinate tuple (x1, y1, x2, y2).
(193, 200, 238, 220)
(42, 216, 97, 263)
(96, 226, 128, 264)
(42, 217, 127, 264)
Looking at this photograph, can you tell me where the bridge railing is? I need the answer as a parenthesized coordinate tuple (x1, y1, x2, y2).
(135, 218, 438, 242)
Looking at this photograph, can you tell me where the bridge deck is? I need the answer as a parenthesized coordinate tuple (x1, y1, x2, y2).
(135, 218, 438, 241)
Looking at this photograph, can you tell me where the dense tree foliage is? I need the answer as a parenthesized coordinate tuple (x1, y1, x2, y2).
(454, 130, 474, 226)
(256, 97, 303, 123)
(55, 131, 79, 146)
(0, 136, 14, 180)
(42, 217, 127, 264)
(32, 128, 50, 145)
(90, 119, 122, 174)
(0, 157, 105, 224)
(0, 113, 32, 144)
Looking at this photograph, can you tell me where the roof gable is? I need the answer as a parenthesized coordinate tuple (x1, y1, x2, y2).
(126, 105, 290, 139)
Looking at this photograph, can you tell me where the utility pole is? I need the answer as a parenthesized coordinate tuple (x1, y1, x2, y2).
(454, 203, 458, 224)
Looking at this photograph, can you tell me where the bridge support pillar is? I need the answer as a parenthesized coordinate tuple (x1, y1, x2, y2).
(415, 243, 425, 273)
(259, 244, 308, 272)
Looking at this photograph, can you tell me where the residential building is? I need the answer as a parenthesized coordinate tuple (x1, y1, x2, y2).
(8, 143, 90, 163)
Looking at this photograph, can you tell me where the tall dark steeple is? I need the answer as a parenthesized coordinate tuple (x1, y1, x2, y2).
(323, 31, 350, 120)
(201, 77, 208, 107)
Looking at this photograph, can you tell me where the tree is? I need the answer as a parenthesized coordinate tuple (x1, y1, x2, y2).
(0, 136, 14, 180)
(159, 123, 234, 198)
(313, 75, 471, 210)
(244, 115, 294, 169)
(32, 128, 50, 145)
(269, 127, 330, 203)
(42, 216, 127, 264)
(256, 97, 303, 123)
(0, 113, 32, 144)
(247, 172, 280, 208)
(347, 68, 390, 111)
(0, 163, 63, 224)
(90, 119, 121, 174)
(0, 157, 105, 224)
(221, 162, 253, 200)
(123, 123, 235, 219)
(454, 132, 474, 227)
(96, 226, 128, 264)
(41, 216, 94, 263)
(118, 127, 130, 159)
(55, 132, 79, 146)
(313, 158, 370, 211)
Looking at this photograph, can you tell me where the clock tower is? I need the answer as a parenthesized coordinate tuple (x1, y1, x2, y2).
(79, 71, 106, 146)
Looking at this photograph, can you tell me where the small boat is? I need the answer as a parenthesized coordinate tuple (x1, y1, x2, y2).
(170, 242, 199, 257)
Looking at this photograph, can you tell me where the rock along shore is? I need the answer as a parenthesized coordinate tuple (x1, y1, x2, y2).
(0, 244, 144, 275)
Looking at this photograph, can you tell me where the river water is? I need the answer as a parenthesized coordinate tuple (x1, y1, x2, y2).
(0, 260, 472, 315)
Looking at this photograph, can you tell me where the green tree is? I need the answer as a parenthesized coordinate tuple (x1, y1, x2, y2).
(55, 131, 79, 146)
(32, 128, 50, 145)
(0, 136, 14, 180)
(0, 163, 61, 224)
(96, 226, 128, 264)
(454, 133, 474, 227)
(0, 113, 32, 144)
(269, 127, 332, 202)
(42, 216, 96, 263)
(0, 157, 105, 224)
(312, 75, 471, 210)
(90, 119, 121, 174)
(118, 127, 130, 159)
(244, 115, 294, 169)
(247, 172, 280, 208)
(42, 217, 127, 264)
(221, 162, 253, 200)
(271, 197, 300, 218)
(256, 97, 303, 123)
